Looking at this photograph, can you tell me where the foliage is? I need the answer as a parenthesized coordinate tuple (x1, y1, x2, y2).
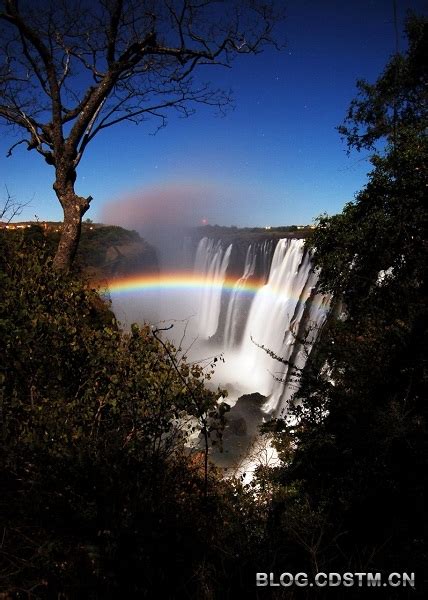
(337, 13, 427, 152)
(75, 224, 152, 272)
(0, 230, 251, 598)
(1, 223, 158, 280)
(258, 14, 428, 592)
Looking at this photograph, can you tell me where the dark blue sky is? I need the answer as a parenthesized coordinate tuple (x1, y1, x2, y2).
(1, 0, 425, 226)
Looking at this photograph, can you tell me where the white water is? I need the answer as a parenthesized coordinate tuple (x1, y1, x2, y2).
(111, 235, 329, 417)
(189, 237, 329, 416)
(110, 234, 329, 477)
(194, 238, 232, 339)
(223, 241, 272, 348)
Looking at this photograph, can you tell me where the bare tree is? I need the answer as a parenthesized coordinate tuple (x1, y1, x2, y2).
(0, 185, 31, 222)
(0, 0, 283, 271)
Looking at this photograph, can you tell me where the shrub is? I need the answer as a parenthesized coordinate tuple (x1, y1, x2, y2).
(0, 231, 233, 598)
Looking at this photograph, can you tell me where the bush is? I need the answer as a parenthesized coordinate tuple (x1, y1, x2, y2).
(0, 231, 237, 598)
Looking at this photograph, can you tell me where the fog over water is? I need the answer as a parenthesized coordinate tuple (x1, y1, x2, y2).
(99, 182, 264, 264)
(100, 189, 330, 474)
(102, 230, 329, 414)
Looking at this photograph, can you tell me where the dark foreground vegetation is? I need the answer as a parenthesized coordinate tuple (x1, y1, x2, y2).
(1, 13, 426, 600)
(1, 228, 243, 599)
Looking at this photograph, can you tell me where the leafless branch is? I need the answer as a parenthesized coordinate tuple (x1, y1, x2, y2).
(6, 138, 27, 157)
(0, 186, 31, 222)
(0, 0, 284, 270)
(0, 0, 283, 165)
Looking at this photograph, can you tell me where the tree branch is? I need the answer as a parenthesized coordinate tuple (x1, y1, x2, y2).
(106, 0, 124, 65)
(6, 138, 28, 157)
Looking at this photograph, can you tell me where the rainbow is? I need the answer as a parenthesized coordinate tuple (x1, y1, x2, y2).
(94, 272, 329, 312)
(99, 272, 266, 295)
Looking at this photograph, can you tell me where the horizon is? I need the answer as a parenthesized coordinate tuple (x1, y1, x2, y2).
(0, 219, 314, 229)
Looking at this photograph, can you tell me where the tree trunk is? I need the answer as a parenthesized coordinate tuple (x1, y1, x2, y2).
(52, 187, 91, 272)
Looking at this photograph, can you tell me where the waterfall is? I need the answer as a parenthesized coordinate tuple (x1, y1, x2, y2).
(194, 237, 232, 339)
(222, 240, 273, 348)
(193, 236, 329, 415)
(223, 244, 257, 348)
(110, 232, 329, 474)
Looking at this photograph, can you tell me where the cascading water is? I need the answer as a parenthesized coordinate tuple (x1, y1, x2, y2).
(223, 240, 273, 348)
(109, 232, 329, 475)
(223, 244, 257, 348)
(192, 236, 329, 416)
(193, 237, 232, 339)
(182, 235, 330, 477)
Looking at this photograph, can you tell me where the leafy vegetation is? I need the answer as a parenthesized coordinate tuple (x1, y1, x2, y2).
(75, 224, 158, 278)
(0, 230, 253, 598)
(1, 13, 426, 600)
(260, 13, 427, 595)
(1, 223, 158, 280)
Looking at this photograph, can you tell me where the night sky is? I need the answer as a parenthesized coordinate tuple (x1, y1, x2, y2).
(1, 0, 426, 227)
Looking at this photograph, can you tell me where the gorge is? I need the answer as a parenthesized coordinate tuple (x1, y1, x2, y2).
(107, 229, 330, 474)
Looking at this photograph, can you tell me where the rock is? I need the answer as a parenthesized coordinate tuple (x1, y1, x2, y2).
(210, 391, 268, 471)
(227, 417, 247, 436)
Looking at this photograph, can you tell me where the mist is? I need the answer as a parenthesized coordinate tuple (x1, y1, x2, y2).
(98, 181, 252, 268)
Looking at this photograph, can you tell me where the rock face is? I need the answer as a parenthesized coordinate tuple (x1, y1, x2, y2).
(76, 225, 159, 280)
(211, 392, 267, 471)
(103, 241, 158, 278)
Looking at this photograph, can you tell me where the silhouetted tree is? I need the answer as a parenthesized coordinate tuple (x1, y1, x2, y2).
(261, 14, 427, 586)
(0, 0, 282, 271)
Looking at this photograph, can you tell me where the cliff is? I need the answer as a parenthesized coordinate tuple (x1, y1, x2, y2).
(1, 222, 159, 282)
(76, 224, 159, 280)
